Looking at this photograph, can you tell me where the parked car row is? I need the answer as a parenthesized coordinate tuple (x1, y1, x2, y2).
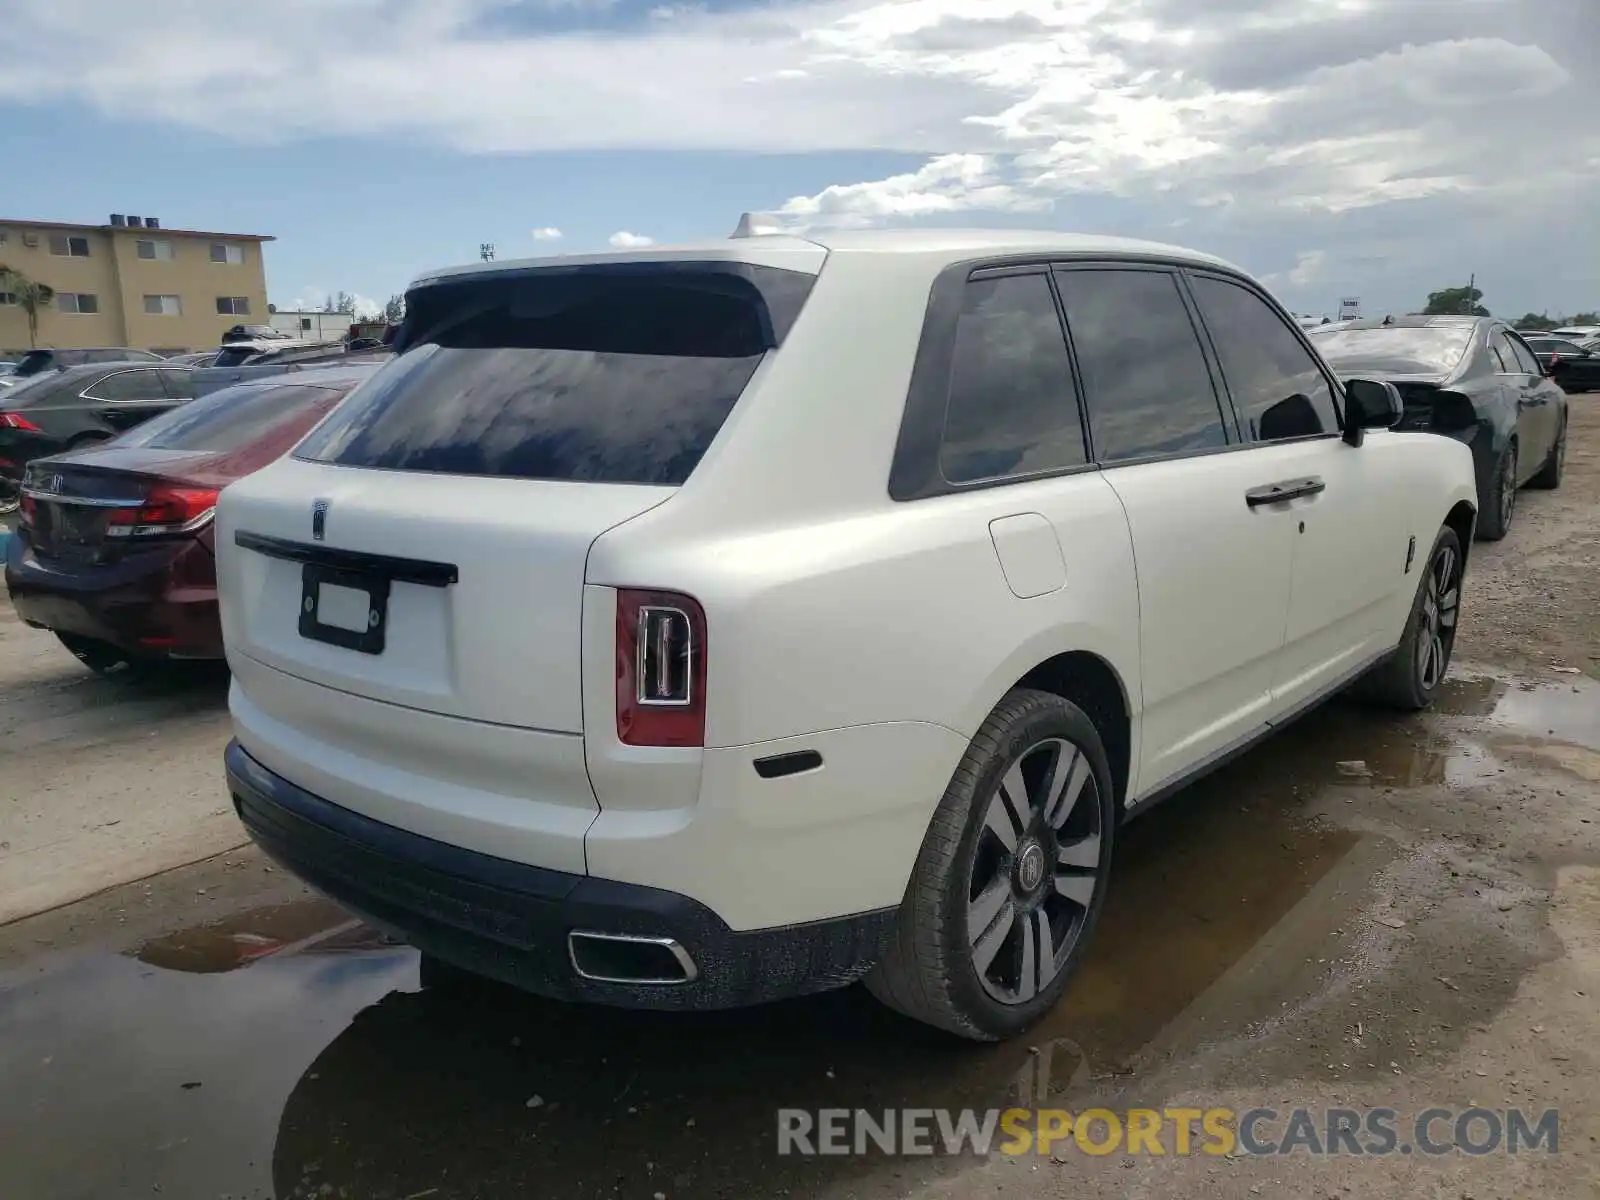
(5, 363, 382, 672)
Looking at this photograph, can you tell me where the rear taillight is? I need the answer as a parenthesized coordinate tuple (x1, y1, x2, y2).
(615, 588, 707, 748)
(18, 492, 35, 528)
(106, 485, 220, 539)
(0, 412, 40, 431)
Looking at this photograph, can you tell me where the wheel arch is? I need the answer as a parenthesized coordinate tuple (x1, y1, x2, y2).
(1443, 499, 1477, 569)
(1013, 651, 1133, 816)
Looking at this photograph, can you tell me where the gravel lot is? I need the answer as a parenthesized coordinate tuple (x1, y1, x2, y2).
(1, 400, 1597, 1200)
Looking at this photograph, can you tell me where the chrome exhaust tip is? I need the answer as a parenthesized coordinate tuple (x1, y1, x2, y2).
(567, 931, 699, 985)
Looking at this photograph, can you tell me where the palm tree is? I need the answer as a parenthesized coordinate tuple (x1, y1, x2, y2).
(0, 264, 54, 348)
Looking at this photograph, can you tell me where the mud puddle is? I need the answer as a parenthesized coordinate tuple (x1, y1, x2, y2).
(3, 673, 1592, 1200)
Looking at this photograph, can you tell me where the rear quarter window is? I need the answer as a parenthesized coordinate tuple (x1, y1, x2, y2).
(295, 266, 815, 486)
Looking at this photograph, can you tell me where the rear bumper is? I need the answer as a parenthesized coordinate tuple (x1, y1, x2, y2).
(5, 532, 223, 658)
(226, 740, 896, 1010)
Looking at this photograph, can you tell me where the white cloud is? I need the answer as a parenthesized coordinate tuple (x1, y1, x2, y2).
(3, 0, 1597, 312)
(779, 153, 1045, 229)
(608, 231, 655, 248)
(531, 226, 564, 240)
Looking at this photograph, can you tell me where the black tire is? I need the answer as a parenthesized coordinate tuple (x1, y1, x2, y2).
(865, 688, 1117, 1041)
(1529, 419, 1566, 490)
(55, 632, 147, 678)
(1353, 526, 1464, 711)
(1475, 442, 1517, 541)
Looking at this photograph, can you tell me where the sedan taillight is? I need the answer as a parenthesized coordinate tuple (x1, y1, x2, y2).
(614, 588, 707, 748)
(105, 485, 220, 539)
(0, 412, 41, 431)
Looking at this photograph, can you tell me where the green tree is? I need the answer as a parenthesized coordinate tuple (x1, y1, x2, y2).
(383, 293, 405, 324)
(320, 291, 358, 316)
(0, 264, 55, 348)
(1513, 313, 1555, 331)
(1423, 285, 1489, 317)
(1567, 311, 1599, 325)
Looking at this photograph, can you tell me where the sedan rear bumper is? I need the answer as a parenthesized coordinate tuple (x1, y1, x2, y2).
(5, 533, 223, 658)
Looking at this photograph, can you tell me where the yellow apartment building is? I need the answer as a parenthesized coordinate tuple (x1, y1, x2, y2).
(0, 214, 273, 356)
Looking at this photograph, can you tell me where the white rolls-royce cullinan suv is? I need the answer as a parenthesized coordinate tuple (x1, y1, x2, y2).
(215, 225, 1479, 1041)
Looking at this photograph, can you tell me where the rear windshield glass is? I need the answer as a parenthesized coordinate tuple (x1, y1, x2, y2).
(211, 347, 260, 368)
(14, 350, 55, 377)
(293, 265, 814, 486)
(117, 382, 345, 453)
(1309, 326, 1475, 375)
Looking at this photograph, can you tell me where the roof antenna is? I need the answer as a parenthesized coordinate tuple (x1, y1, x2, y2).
(731, 212, 786, 239)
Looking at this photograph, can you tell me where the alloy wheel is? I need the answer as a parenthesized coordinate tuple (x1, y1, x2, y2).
(1415, 542, 1461, 691)
(966, 737, 1104, 1005)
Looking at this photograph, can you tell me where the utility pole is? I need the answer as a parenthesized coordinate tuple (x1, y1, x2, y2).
(480, 243, 495, 262)
(1464, 273, 1475, 314)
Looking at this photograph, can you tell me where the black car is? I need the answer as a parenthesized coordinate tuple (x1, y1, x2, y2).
(1522, 337, 1600, 393)
(0, 362, 198, 513)
(0, 346, 166, 389)
(1309, 316, 1567, 540)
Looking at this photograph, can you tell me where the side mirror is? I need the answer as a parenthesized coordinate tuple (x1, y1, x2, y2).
(1342, 378, 1402, 446)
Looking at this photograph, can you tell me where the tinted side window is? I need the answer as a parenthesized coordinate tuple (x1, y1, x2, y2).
(937, 273, 1085, 484)
(85, 369, 167, 403)
(1189, 275, 1340, 441)
(1488, 344, 1510, 372)
(1506, 335, 1541, 375)
(1490, 330, 1521, 373)
(1054, 269, 1227, 462)
(158, 368, 197, 399)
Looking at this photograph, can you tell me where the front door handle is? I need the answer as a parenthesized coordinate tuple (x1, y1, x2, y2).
(1245, 476, 1326, 507)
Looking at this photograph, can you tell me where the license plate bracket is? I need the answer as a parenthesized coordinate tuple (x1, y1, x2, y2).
(299, 562, 391, 655)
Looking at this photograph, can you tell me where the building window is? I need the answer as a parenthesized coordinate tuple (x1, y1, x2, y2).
(210, 243, 245, 265)
(300, 317, 312, 331)
(144, 294, 183, 316)
(136, 239, 175, 261)
(0, 292, 17, 307)
(216, 296, 251, 316)
(60, 293, 100, 315)
(49, 234, 92, 258)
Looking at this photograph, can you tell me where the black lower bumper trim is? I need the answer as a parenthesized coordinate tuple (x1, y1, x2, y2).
(225, 740, 895, 1010)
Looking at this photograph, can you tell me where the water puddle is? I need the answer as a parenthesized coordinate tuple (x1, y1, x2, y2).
(1484, 674, 1600, 752)
(133, 898, 398, 974)
(0, 748, 1386, 1200)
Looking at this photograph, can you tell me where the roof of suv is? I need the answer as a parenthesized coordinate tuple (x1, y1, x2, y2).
(408, 228, 1244, 290)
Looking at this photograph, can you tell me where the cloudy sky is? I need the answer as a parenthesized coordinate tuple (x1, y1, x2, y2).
(2, 0, 1596, 318)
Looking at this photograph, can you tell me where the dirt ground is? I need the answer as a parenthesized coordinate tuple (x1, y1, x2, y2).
(0, 402, 1597, 1200)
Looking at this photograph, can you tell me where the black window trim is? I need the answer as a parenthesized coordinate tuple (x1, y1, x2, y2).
(1179, 267, 1348, 449)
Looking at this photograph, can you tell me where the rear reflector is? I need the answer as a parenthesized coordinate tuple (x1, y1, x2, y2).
(0, 412, 41, 431)
(614, 588, 707, 747)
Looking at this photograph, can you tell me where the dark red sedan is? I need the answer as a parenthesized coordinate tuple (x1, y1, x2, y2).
(5, 365, 379, 676)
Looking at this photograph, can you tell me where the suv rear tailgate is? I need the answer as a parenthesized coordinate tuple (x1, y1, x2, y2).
(217, 456, 671, 732)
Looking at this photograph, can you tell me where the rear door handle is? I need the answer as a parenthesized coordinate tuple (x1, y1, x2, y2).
(1245, 477, 1326, 507)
